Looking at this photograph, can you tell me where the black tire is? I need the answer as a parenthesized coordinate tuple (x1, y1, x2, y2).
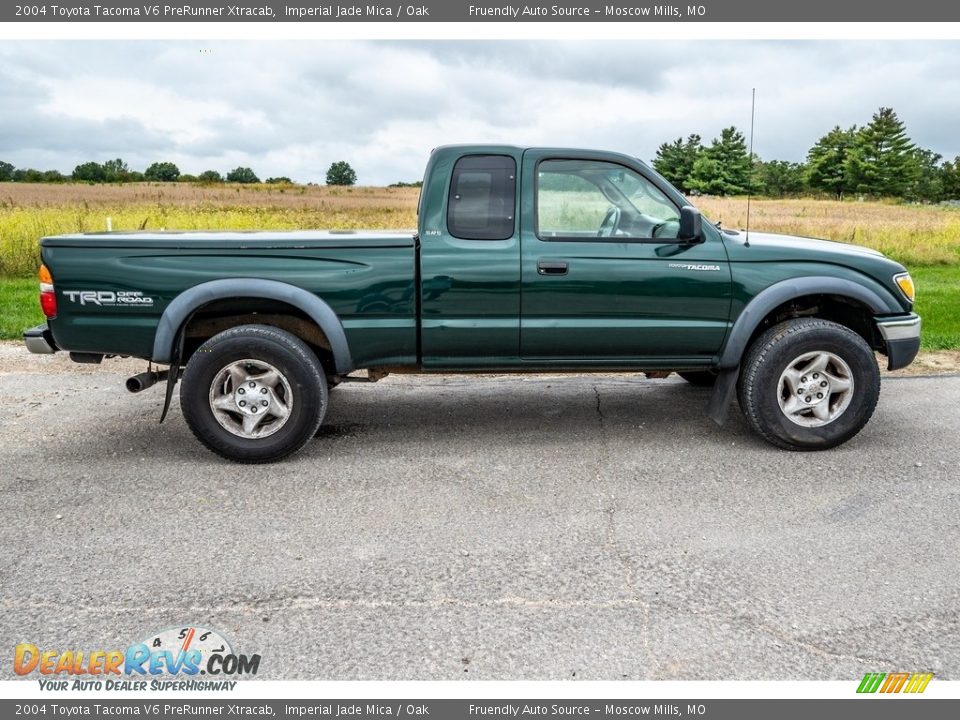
(180, 324, 328, 463)
(678, 370, 718, 387)
(737, 318, 880, 450)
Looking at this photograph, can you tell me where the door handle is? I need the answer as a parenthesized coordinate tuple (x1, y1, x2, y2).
(537, 260, 569, 275)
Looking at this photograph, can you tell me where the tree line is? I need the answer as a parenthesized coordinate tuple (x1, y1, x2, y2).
(0, 159, 359, 187)
(653, 107, 960, 201)
(3, 108, 958, 200)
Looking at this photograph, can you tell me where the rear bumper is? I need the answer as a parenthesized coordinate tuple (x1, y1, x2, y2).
(23, 324, 58, 354)
(876, 313, 921, 370)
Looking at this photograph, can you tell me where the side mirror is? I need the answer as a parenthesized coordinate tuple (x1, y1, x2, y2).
(678, 205, 704, 243)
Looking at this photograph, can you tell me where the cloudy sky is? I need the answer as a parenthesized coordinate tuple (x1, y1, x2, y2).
(1, 40, 959, 184)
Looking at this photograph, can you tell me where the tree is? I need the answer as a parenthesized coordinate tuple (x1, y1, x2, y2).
(0, 161, 13, 182)
(326, 161, 357, 186)
(942, 156, 960, 200)
(197, 170, 224, 183)
(687, 127, 751, 195)
(226, 166, 260, 184)
(908, 148, 944, 202)
(754, 159, 806, 197)
(144, 161, 181, 182)
(653, 134, 702, 194)
(806, 125, 857, 199)
(102, 158, 130, 182)
(844, 107, 920, 197)
(73, 161, 107, 182)
(265, 176, 293, 184)
(13, 168, 45, 182)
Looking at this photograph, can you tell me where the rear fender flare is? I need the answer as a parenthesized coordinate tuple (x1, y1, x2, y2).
(151, 279, 353, 374)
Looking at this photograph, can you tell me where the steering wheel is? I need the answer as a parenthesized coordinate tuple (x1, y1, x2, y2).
(597, 206, 621, 237)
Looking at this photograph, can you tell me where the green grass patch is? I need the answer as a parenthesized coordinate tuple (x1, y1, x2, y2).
(912, 266, 960, 350)
(0, 277, 43, 340)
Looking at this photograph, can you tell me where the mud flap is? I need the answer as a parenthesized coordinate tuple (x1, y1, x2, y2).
(159, 328, 185, 424)
(704, 366, 740, 427)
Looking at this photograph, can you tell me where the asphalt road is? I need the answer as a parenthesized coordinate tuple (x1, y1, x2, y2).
(1, 358, 958, 681)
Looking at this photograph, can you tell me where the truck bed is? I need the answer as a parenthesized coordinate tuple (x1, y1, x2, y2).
(41, 230, 419, 367)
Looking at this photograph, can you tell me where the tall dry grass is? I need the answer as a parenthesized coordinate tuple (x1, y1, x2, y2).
(696, 197, 960, 266)
(0, 183, 420, 276)
(1, 183, 958, 275)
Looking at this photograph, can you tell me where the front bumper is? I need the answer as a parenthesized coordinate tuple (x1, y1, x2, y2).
(23, 324, 58, 354)
(876, 313, 921, 370)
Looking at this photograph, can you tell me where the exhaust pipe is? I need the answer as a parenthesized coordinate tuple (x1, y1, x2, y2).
(126, 370, 169, 393)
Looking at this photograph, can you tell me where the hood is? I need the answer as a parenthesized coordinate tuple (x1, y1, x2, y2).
(722, 230, 887, 263)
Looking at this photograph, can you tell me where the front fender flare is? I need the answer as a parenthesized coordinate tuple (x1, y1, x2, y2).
(717, 276, 895, 370)
(151, 279, 354, 375)
(705, 276, 896, 427)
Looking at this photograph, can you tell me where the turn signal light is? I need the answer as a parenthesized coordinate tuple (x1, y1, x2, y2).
(894, 272, 915, 303)
(39, 264, 57, 318)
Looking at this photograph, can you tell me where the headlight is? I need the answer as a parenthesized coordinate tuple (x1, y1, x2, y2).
(894, 272, 915, 302)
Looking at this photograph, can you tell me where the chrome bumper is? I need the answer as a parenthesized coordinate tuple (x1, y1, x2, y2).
(23, 324, 57, 354)
(876, 313, 921, 342)
(876, 314, 921, 370)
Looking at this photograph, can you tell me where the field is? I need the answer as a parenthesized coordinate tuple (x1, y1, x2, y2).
(0, 182, 957, 349)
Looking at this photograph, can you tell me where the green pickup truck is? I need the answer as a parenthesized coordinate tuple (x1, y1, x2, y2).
(24, 145, 920, 462)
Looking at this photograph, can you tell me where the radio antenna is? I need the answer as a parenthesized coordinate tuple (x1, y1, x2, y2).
(745, 87, 756, 248)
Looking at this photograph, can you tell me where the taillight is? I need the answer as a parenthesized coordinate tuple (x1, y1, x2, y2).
(39, 264, 57, 318)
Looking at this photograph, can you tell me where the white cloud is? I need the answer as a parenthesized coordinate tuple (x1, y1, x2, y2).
(0, 40, 958, 184)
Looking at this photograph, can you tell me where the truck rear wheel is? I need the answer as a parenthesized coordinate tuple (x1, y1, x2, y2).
(737, 318, 880, 450)
(180, 324, 328, 463)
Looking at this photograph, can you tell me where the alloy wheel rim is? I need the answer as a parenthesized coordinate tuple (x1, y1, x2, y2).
(208, 359, 293, 439)
(776, 350, 854, 428)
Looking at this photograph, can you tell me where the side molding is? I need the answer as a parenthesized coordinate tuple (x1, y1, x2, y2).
(717, 276, 894, 370)
(152, 279, 354, 374)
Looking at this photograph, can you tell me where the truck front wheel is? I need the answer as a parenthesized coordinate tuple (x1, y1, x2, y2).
(737, 318, 880, 450)
(180, 324, 328, 463)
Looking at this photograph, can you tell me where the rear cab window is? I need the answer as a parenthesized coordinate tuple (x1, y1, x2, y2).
(447, 155, 517, 240)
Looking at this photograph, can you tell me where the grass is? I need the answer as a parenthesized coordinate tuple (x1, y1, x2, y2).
(0, 277, 42, 340)
(696, 197, 960, 267)
(910, 267, 960, 350)
(0, 183, 957, 348)
(0, 182, 419, 276)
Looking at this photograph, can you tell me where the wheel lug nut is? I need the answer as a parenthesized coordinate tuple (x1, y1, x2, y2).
(805, 396, 811, 403)
(813, 373, 819, 379)
(820, 381, 827, 387)
(239, 400, 246, 407)
(249, 382, 256, 388)
(251, 407, 258, 413)
(817, 393, 824, 399)
(801, 376, 807, 382)
(261, 400, 268, 406)
(798, 389, 804, 395)
(260, 388, 267, 394)
(238, 388, 245, 394)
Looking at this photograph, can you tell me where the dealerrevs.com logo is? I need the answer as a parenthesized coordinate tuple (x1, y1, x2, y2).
(857, 672, 934, 694)
(14, 626, 260, 691)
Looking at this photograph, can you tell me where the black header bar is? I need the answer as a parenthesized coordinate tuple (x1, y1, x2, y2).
(4, 0, 958, 23)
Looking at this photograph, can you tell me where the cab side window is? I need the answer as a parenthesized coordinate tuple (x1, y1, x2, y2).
(447, 155, 516, 240)
(537, 159, 681, 241)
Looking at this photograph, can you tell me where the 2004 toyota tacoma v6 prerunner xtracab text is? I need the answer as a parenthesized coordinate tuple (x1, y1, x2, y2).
(24, 145, 921, 462)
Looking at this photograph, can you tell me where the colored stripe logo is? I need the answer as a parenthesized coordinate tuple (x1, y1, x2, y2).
(857, 672, 933, 694)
